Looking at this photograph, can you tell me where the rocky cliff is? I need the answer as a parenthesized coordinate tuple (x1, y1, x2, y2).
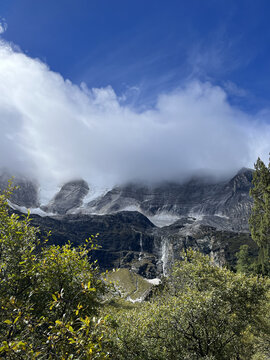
(27, 210, 257, 278)
(0, 171, 39, 208)
(41, 179, 89, 214)
(85, 168, 253, 232)
(1, 168, 257, 278)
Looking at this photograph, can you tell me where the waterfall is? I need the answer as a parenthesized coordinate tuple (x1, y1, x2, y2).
(132, 228, 144, 261)
(161, 237, 170, 276)
(138, 232, 143, 261)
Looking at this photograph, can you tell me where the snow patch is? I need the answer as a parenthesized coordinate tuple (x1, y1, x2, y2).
(121, 205, 141, 212)
(148, 213, 180, 227)
(147, 278, 161, 285)
(65, 185, 111, 215)
(126, 296, 144, 303)
(214, 213, 229, 219)
(8, 201, 54, 217)
(82, 185, 110, 205)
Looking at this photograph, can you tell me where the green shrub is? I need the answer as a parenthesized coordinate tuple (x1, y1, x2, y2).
(0, 185, 109, 359)
(108, 250, 270, 360)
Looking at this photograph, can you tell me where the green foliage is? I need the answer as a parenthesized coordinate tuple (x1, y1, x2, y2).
(236, 244, 253, 274)
(106, 268, 152, 301)
(249, 157, 270, 274)
(108, 250, 270, 360)
(0, 184, 109, 359)
(1, 182, 270, 359)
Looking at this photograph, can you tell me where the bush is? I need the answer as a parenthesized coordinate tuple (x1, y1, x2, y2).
(108, 250, 270, 360)
(0, 185, 109, 359)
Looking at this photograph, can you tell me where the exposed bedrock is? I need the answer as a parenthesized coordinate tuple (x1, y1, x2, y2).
(41, 179, 89, 214)
(2, 168, 257, 277)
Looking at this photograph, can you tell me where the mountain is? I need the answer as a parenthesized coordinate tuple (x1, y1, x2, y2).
(41, 179, 89, 214)
(4, 168, 253, 233)
(84, 168, 253, 232)
(1, 168, 257, 278)
(0, 171, 39, 208)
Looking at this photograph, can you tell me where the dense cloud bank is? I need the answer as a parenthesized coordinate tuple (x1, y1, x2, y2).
(0, 40, 269, 194)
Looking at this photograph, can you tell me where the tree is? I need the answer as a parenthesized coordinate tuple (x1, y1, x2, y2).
(249, 157, 270, 274)
(236, 245, 253, 274)
(0, 184, 109, 359)
(108, 250, 270, 360)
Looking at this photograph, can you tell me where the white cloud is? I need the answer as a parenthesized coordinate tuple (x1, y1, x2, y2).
(223, 81, 248, 98)
(0, 40, 269, 195)
(0, 19, 7, 34)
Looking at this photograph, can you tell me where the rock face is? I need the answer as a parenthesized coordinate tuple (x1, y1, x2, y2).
(86, 168, 253, 232)
(0, 172, 39, 208)
(150, 216, 257, 276)
(3, 168, 253, 233)
(28, 210, 258, 279)
(30, 211, 158, 277)
(5, 168, 258, 278)
(42, 179, 89, 214)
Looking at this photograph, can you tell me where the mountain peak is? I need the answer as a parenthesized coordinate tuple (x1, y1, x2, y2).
(41, 179, 89, 215)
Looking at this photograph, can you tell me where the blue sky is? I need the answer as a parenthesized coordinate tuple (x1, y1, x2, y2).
(1, 0, 270, 111)
(1, 1, 270, 189)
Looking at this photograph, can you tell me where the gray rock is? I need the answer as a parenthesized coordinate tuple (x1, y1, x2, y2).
(6, 168, 258, 278)
(0, 171, 39, 208)
(28, 209, 257, 278)
(86, 168, 254, 232)
(42, 179, 89, 214)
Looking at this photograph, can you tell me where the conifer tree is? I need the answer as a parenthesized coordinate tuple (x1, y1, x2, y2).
(236, 245, 252, 274)
(249, 157, 270, 274)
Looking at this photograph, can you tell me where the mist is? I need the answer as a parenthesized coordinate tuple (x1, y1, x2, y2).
(0, 39, 269, 196)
